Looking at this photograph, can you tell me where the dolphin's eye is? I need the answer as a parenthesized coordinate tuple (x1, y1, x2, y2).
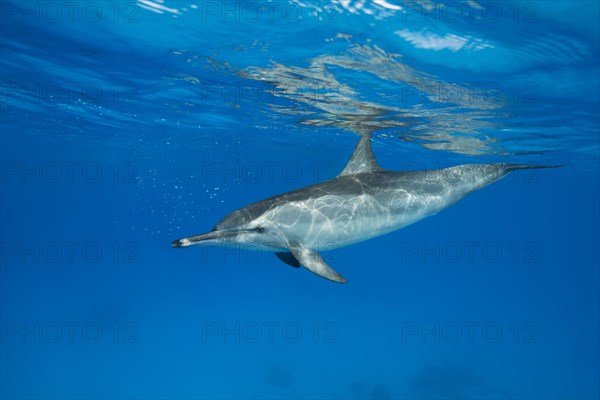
(255, 226, 265, 233)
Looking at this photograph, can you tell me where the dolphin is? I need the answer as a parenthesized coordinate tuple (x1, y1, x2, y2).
(172, 133, 559, 283)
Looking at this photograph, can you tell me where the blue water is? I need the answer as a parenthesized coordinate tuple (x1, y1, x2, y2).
(1, 1, 599, 399)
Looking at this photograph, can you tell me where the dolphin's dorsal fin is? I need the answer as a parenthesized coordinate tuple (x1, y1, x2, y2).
(339, 132, 381, 177)
(287, 243, 347, 283)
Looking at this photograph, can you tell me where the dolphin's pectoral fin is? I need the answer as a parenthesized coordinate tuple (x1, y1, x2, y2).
(287, 243, 348, 284)
(339, 132, 381, 177)
(275, 251, 301, 268)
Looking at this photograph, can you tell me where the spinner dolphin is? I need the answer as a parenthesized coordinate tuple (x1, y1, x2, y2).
(173, 134, 559, 283)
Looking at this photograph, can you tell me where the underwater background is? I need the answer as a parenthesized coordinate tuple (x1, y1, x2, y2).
(1, 1, 599, 399)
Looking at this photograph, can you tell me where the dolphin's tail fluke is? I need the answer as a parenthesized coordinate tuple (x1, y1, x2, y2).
(449, 163, 563, 195)
(502, 164, 565, 171)
(492, 163, 564, 185)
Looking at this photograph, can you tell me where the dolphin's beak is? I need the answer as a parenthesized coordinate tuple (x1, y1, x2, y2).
(171, 230, 240, 248)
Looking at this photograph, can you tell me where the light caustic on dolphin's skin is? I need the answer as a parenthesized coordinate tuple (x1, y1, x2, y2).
(172, 133, 561, 283)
